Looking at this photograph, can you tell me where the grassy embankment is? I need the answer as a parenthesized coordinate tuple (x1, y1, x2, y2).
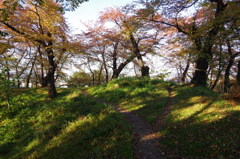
(0, 88, 133, 159)
(90, 77, 240, 159)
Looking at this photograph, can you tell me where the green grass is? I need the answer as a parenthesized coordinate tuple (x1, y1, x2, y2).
(160, 85, 240, 159)
(90, 78, 240, 158)
(2, 78, 240, 159)
(89, 77, 173, 123)
(0, 88, 133, 159)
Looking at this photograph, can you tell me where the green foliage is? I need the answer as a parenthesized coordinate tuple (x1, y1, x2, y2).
(56, 0, 89, 11)
(67, 71, 92, 87)
(0, 88, 133, 159)
(153, 72, 171, 81)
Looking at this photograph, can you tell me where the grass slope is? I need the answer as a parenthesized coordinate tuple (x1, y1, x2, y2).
(89, 77, 172, 123)
(90, 78, 240, 158)
(0, 88, 133, 159)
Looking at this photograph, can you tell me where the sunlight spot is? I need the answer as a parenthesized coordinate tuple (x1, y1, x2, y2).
(127, 104, 146, 111)
(66, 91, 81, 100)
(24, 138, 40, 151)
(189, 96, 207, 103)
(140, 132, 160, 141)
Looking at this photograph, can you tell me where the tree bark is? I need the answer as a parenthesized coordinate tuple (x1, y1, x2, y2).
(34, 68, 39, 88)
(37, 47, 48, 87)
(211, 63, 225, 90)
(97, 64, 103, 84)
(112, 54, 135, 79)
(224, 57, 234, 93)
(181, 54, 191, 83)
(112, 42, 118, 75)
(101, 49, 109, 83)
(237, 61, 240, 84)
(224, 43, 240, 92)
(191, 54, 210, 86)
(129, 33, 149, 77)
(26, 57, 36, 88)
(44, 32, 57, 98)
(211, 46, 224, 90)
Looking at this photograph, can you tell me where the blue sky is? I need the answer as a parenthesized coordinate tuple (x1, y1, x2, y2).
(65, 0, 134, 33)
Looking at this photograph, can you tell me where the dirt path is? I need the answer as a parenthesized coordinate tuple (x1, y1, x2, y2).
(82, 89, 174, 159)
(154, 87, 174, 130)
(115, 106, 163, 159)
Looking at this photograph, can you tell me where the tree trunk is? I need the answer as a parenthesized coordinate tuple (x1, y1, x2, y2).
(191, 0, 226, 87)
(101, 50, 109, 83)
(112, 42, 118, 75)
(129, 33, 149, 77)
(112, 54, 135, 79)
(210, 42, 223, 90)
(211, 64, 224, 91)
(211, 48, 224, 90)
(97, 64, 103, 84)
(26, 56, 36, 88)
(237, 61, 240, 84)
(34, 68, 39, 88)
(17, 78, 21, 88)
(141, 66, 150, 77)
(224, 43, 240, 92)
(211, 69, 222, 91)
(46, 49, 57, 98)
(224, 57, 234, 93)
(92, 73, 95, 86)
(45, 33, 57, 98)
(16, 68, 21, 88)
(191, 55, 209, 86)
(181, 54, 191, 83)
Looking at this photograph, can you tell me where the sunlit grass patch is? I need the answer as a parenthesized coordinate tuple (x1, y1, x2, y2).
(65, 90, 81, 101)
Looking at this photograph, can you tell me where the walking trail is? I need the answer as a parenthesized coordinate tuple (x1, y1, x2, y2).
(82, 87, 174, 159)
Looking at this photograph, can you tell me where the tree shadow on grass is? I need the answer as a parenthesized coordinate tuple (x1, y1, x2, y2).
(158, 86, 240, 159)
(1, 89, 133, 159)
(12, 112, 132, 159)
(160, 110, 240, 159)
(34, 112, 132, 159)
